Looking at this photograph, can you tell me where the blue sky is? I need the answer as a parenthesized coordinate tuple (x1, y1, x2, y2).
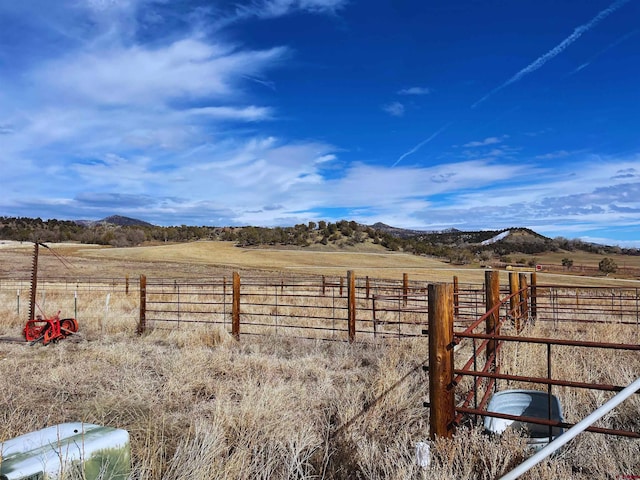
(1, 0, 639, 247)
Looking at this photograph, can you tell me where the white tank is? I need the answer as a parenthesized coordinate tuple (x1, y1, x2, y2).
(483, 389, 564, 451)
(0, 422, 130, 480)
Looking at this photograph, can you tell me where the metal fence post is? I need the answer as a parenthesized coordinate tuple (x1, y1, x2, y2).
(138, 274, 146, 335)
(402, 273, 409, 307)
(453, 275, 459, 319)
(348, 270, 356, 343)
(531, 272, 537, 321)
(428, 283, 455, 439)
(232, 272, 240, 341)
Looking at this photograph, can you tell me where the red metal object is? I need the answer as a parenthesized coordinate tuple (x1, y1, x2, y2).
(24, 311, 79, 345)
(25, 242, 79, 345)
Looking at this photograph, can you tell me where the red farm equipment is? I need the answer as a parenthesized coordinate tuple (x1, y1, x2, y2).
(24, 242, 79, 345)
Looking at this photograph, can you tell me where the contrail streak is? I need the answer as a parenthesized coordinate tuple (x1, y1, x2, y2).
(472, 0, 632, 108)
(392, 122, 452, 167)
(568, 28, 639, 76)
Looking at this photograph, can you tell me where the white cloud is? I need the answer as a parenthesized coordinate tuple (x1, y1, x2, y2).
(462, 136, 507, 148)
(535, 150, 575, 160)
(214, 0, 349, 29)
(187, 106, 274, 122)
(397, 86, 431, 95)
(234, 0, 348, 19)
(36, 39, 288, 106)
(382, 101, 405, 117)
(315, 154, 337, 164)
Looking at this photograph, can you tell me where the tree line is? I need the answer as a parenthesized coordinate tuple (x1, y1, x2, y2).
(1, 216, 637, 262)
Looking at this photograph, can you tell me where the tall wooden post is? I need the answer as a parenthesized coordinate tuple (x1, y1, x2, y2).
(125, 274, 129, 295)
(365, 276, 370, 300)
(509, 272, 520, 330)
(453, 275, 459, 319)
(403, 273, 409, 306)
(519, 273, 529, 329)
(485, 270, 500, 365)
(232, 272, 240, 341)
(347, 271, 356, 343)
(138, 274, 146, 335)
(428, 283, 455, 439)
(340, 277, 344, 297)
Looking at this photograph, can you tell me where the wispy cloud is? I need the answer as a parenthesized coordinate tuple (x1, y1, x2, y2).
(535, 149, 582, 160)
(36, 39, 288, 106)
(382, 102, 405, 117)
(472, 0, 632, 108)
(226, 0, 348, 23)
(397, 86, 431, 95)
(186, 106, 274, 122)
(462, 136, 507, 148)
(392, 122, 452, 167)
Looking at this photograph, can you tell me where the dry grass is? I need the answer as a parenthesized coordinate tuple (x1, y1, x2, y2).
(2, 240, 638, 286)
(1, 319, 636, 479)
(0, 246, 639, 479)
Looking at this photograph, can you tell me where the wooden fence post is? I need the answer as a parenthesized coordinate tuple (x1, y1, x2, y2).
(125, 274, 129, 295)
(485, 270, 500, 365)
(366, 276, 370, 300)
(322, 276, 326, 296)
(340, 277, 344, 297)
(403, 273, 409, 306)
(348, 270, 356, 343)
(138, 274, 146, 335)
(519, 273, 529, 329)
(530, 273, 537, 321)
(453, 275, 459, 319)
(232, 272, 240, 341)
(428, 283, 455, 439)
(509, 272, 520, 330)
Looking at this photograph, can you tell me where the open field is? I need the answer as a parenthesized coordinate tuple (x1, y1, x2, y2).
(0, 242, 639, 479)
(2, 240, 639, 287)
(525, 250, 640, 270)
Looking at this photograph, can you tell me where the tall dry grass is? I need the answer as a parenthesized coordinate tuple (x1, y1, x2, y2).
(0, 280, 638, 479)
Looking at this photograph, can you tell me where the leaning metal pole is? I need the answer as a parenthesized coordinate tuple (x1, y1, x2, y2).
(28, 242, 39, 322)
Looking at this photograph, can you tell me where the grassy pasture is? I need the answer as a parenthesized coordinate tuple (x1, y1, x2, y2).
(0, 243, 639, 479)
(2, 240, 637, 287)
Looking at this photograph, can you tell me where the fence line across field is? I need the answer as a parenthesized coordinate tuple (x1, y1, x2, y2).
(2, 272, 639, 337)
(139, 272, 436, 341)
(135, 271, 640, 342)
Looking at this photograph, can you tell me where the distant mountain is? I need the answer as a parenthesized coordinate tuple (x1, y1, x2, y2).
(370, 222, 434, 238)
(77, 215, 154, 227)
(100, 215, 154, 227)
(370, 224, 554, 250)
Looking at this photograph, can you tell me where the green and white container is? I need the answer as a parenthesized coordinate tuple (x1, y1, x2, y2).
(0, 423, 130, 480)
